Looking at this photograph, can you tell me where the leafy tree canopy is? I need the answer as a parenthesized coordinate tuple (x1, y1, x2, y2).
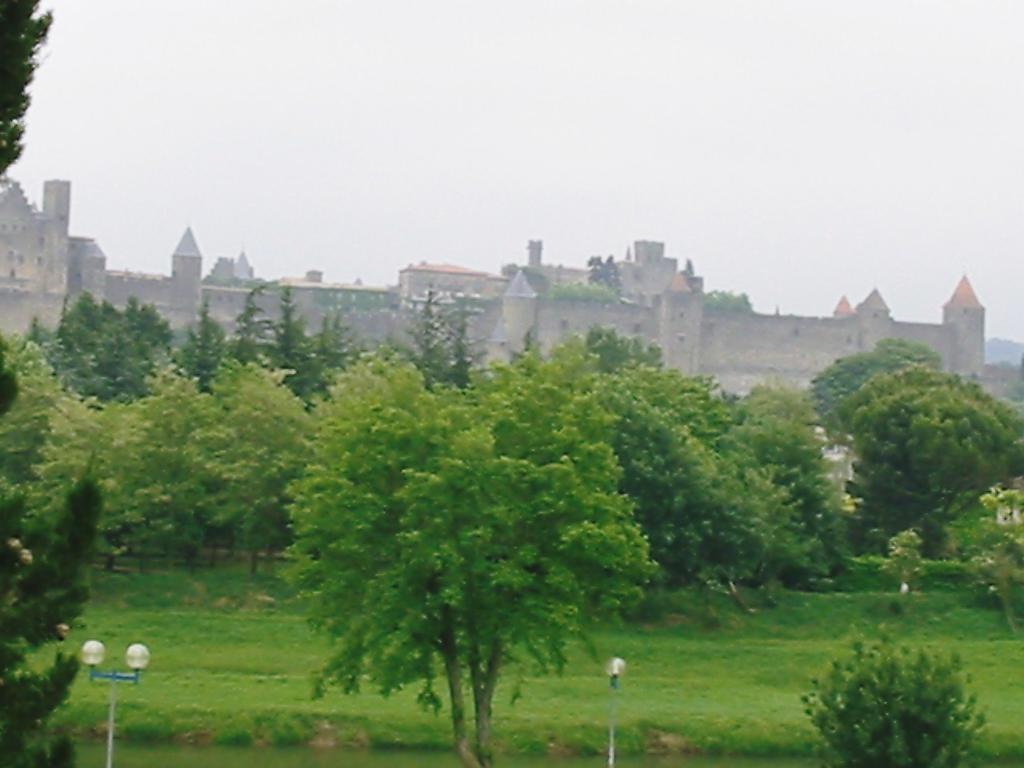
(290, 349, 650, 768)
(805, 640, 984, 768)
(845, 367, 1024, 556)
(703, 290, 753, 313)
(583, 326, 662, 374)
(812, 338, 942, 427)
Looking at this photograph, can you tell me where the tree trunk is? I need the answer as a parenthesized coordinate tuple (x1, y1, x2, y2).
(441, 612, 482, 768)
(471, 641, 502, 767)
(250, 549, 259, 576)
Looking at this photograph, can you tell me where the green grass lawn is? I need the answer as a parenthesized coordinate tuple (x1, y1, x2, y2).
(54, 566, 1024, 758)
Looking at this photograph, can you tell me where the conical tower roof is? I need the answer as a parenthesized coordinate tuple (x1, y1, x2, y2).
(833, 295, 855, 317)
(173, 227, 202, 258)
(504, 270, 537, 299)
(944, 276, 983, 310)
(669, 272, 691, 293)
(857, 288, 889, 314)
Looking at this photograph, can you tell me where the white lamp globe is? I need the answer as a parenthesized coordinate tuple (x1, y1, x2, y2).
(81, 640, 106, 667)
(606, 657, 626, 677)
(125, 643, 150, 671)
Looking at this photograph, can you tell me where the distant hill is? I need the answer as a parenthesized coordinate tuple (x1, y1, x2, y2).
(987, 338, 1024, 366)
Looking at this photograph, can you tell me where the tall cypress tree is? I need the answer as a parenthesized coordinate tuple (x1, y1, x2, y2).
(0, 1, 51, 174)
(0, 339, 101, 767)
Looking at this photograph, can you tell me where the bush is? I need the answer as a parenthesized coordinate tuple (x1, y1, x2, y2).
(804, 640, 984, 768)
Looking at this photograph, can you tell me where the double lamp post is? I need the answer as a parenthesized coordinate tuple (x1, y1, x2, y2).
(80, 639, 151, 768)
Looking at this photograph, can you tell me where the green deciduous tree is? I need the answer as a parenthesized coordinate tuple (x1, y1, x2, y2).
(703, 290, 753, 313)
(0, 338, 67, 489)
(845, 368, 1024, 555)
(804, 640, 984, 768)
(812, 338, 941, 427)
(882, 529, 924, 592)
(207, 363, 311, 572)
(290, 350, 650, 768)
(0, 1, 51, 174)
(0, 337, 102, 768)
(724, 386, 846, 587)
(583, 326, 662, 373)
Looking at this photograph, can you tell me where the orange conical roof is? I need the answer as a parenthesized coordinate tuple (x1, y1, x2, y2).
(944, 276, 983, 310)
(833, 295, 855, 317)
(669, 272, 691, 293)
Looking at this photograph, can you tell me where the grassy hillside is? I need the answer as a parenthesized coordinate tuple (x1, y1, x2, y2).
(56, 566, 1024, 758)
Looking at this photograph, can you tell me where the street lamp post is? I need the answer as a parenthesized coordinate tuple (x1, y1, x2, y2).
(606, 657, 626, 768)
(81, 640, 150, 768)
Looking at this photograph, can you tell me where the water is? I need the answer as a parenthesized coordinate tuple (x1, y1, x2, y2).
(77, 744, 812, 767)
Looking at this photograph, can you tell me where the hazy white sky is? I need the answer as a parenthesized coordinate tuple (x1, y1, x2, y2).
(10, 1, 1024, 338)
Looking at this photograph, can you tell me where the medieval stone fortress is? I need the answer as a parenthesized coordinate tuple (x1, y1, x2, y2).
(1, 178, 1014, 395)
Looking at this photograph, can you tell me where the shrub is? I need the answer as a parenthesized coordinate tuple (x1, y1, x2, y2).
(804, 640, 984, 768)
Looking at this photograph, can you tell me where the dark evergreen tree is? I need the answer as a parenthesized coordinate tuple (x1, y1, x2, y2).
(231, 287, 272, 365)
(408, 291, 451, 389)
(51, 294, 171, 401)
(0, 1, 51, 174)
(0, 338, 102, 768)
(178, 301, 226, 392)
(311, 313, 357, 391)
(270, 287, 317, 401)
(445, 305, 475, 390)
(587, 255, 621, 292)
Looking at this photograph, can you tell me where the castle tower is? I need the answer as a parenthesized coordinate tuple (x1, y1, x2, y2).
(855, 288, 893, 350)
(657, 271, 703, 374)
(527, 240, 543, 268)
(942, 276, 985, 376)
(500, 270, 538, 354)
(171, 227, 203, 320)
(42, 180, 71, 237)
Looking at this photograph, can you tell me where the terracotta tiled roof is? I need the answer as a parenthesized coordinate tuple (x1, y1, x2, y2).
(944, 276, 983, 310)
(669, 272, 692, 293)
(833, 295, 855, 317)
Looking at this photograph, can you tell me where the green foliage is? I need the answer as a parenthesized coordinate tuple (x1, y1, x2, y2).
(0, 337, 102, 768)
(50, 294, 172, 402)
(812, 338, 941, 427)
(804, 640, 984, 768)
(407, 293, 477, 390)
(703, 290, 753, 313)
(881, 530, 923, 591)
(724, 386, 846, 587)
(231, 287, 272, 365)
(596, 365, 771, 588)
(0, 338, 67, 488)
(270, 287, 319, 401)
(177, 301, 227, 392)
(970, 488, 1024, 633)
(0, 0, 51, 174)
(290, 350, 650, 767)
(549, 282, 619, 303)
(206, 364, 311, 572)
(586, 255, 621, 292)
(583, 326, 662, 373)
(845, 367, 1024, 556)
